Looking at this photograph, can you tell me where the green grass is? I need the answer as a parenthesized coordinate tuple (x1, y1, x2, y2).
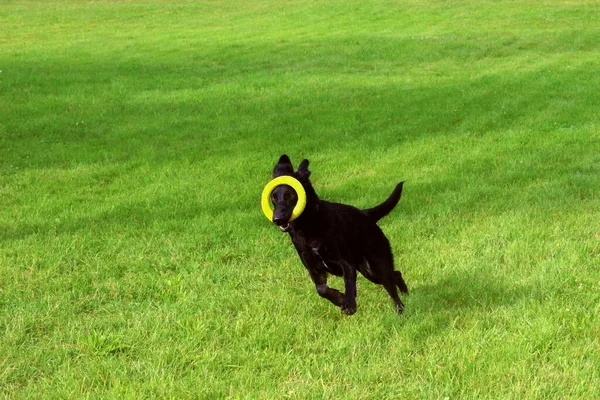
(1, 0, 599, 398)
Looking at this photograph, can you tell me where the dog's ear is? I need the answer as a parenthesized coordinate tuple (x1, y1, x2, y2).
(297, 159, 311, 179)
(273, 154, 294, 177)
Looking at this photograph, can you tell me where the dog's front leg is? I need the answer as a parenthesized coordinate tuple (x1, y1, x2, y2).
(299, 252, 345, 308)
(340, 264, 357, 315)
(309, 270, 345, 308)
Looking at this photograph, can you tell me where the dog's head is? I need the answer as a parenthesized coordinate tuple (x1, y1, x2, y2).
(269, 154, 312, 232)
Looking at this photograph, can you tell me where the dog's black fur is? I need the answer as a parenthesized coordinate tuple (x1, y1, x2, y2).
(269, 154, 408, 316)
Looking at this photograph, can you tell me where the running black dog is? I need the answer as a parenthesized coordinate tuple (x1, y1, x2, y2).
(268, 154, 408, 316)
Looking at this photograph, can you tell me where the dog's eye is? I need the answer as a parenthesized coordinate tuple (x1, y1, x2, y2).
(285, 192, 297, 201)
(271, 195, 277, 202)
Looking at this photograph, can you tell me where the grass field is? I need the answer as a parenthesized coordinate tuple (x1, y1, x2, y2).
(1, 0, 599, 398)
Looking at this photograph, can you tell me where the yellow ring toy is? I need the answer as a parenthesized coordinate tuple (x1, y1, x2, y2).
(261, 176, 307, 222)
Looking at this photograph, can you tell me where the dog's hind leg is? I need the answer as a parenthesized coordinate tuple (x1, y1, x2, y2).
(394, 270, 409, 295)
(383, 280, 405, 316)
(366, 255, 405, 316)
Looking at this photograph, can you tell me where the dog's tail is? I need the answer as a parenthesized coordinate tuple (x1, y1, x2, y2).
(362, 182, 404, 222)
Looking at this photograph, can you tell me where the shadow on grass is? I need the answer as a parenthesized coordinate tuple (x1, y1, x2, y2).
(2, 40, 598, 172)
(380, 270, 532, 342)
(409, 271, 525, 314)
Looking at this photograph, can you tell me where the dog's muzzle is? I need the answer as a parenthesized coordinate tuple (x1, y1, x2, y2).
(273, 217, 291, 232)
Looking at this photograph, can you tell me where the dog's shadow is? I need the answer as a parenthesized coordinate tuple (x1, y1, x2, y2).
(376, 270, 533, 338)
(415, 271, 525, 310)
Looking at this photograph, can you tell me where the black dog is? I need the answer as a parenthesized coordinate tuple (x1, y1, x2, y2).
(268, 154, 408, 316)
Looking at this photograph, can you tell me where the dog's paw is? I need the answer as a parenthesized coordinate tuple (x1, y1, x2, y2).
(395, 303, 405, 316)
(341, 303, 356, 315)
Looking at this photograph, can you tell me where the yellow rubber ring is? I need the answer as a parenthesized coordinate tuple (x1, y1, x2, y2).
(261, 176, 307, 222)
